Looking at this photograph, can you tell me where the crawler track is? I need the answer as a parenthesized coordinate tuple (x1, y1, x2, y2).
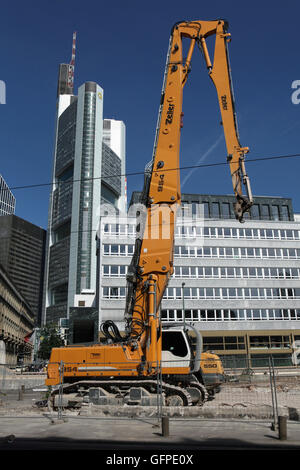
(190, 381, 209, 404)
(49, 379, 195, 407)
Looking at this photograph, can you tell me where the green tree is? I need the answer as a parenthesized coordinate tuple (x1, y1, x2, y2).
(38, 324, 64, 360)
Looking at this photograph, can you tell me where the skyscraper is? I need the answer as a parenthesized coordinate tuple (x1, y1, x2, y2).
(0, 174, 15, 216)
(42, 36, 126, 327)
(0, 214, 46, 325)
(67, 81, 104, 311)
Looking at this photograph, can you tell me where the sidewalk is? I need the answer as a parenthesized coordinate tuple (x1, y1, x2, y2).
(1, 416, 300, 451)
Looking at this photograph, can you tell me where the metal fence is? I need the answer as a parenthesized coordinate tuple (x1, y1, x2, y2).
(1, 358, 300, 430)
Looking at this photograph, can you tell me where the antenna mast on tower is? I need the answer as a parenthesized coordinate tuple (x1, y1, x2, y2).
(67, 31, 77, 92)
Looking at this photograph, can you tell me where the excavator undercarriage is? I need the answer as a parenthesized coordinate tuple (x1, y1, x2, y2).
(48, 376, 209, 409)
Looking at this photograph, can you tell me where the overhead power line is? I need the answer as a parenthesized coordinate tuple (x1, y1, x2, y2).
(5, 152, 300, 192)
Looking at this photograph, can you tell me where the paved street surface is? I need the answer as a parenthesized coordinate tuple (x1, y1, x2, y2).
(0, 415, 300, 454)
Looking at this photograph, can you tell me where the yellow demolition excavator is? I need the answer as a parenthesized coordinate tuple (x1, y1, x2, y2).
(46, 19, 253, 407)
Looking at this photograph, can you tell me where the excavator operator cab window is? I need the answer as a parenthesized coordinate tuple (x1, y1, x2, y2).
(162, 331, 188, 357)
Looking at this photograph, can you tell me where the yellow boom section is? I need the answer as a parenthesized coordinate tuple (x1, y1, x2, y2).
(126, 20, 253, 358)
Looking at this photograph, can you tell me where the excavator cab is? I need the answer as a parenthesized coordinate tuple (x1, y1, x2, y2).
(161, 323, 201, 373)
(162, 328, 191, 368)
(161, 323, 225, 397)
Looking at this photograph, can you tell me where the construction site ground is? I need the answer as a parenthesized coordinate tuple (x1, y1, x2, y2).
(1, 370, 300, 452)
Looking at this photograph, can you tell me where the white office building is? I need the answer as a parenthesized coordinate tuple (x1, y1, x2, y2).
(97, 193, 300, 367)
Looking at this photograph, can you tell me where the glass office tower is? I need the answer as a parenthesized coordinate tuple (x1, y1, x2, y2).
(0, 174, 15, 216)
(43, 79, 125, 326)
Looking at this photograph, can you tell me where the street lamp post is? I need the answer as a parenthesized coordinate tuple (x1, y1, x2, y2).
(182, 282, 186, 331)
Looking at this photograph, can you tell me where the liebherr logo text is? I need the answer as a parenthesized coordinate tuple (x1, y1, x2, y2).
(221, 95, 228, 110)
(165, 103, 175, 124)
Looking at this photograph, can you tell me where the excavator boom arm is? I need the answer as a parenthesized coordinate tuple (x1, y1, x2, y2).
(125, 20, 253, 367)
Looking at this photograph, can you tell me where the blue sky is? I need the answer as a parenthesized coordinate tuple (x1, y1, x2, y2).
(1, 0, 300, 229)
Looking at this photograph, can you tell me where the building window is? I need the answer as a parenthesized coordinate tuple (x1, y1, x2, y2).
(203, 202, 209, 218)
(102, 287, 126, 299)
(261, 204, 270, 220)
(173, 245, 300, 260)
(222, 202, 231, 218)
(211, 202, 220, 218)
(281, 205, 290, 221)
(271, 205, 280, 220)
(251, 204, 260, 219)
(161, 308, 300, 322)
(103, 244, 135, 256)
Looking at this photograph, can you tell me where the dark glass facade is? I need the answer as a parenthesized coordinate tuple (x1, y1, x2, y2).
(45, 82, 123, 326)
(0, 215, 46, 325)
(129, 192, 294, 222)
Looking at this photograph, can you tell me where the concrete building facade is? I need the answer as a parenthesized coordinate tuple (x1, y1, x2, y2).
(0, 263, 35, 365)
(96, 193, 300, 367)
